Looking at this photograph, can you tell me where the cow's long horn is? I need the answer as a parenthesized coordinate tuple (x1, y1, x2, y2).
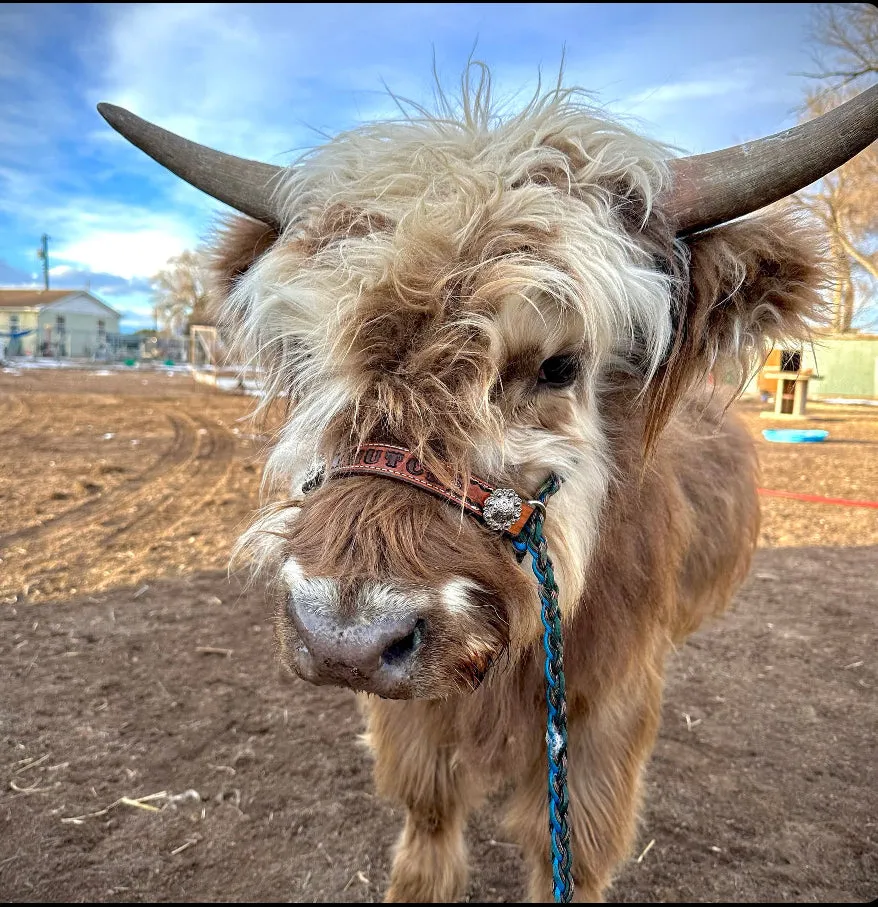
(668, 83, 878, 236)
(97, 103, 284, 227)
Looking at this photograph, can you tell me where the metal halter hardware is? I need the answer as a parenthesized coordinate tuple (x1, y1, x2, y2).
(300, 461, 325, 495)
(482, 487, 523, 532)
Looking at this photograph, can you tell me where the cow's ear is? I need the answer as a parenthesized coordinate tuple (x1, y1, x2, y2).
(643, 208, 828, 446)
(207, 215, 280, 324)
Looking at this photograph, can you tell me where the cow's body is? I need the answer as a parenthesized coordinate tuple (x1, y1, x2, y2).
(96, 67, 878, 902)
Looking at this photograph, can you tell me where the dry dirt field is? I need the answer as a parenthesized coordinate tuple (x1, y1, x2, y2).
(0, 366, 875, 903)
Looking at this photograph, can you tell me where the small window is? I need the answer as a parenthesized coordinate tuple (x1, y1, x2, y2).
(9, 314, 19, 333)
(97, 319, 106, 341)
(56, 315, 66, 334)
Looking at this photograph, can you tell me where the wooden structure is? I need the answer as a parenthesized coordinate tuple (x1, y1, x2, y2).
(189, 325, 219, 385)
(760, 349, 815, 419)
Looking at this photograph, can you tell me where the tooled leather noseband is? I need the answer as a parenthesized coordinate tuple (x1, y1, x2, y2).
(320, 442, 541, 536)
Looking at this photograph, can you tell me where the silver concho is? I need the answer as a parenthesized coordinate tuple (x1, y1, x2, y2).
(482, 487, 523, 532)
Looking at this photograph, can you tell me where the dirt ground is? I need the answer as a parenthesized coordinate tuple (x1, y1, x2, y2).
(0, 366, 875, 903)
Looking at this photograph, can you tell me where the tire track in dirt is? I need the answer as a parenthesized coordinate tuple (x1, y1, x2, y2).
(146, 414, 240, 540)
(99, 413, 238, 544)
(86, 411, 241, 589)
(0, 410, 197, 548)
(0, 406, 235, 600)
(0, 373, 259, 601)
(95, 411, 214, 535)
(21, 409, 240, 595)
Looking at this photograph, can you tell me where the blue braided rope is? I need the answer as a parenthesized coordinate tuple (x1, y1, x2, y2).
(512, 474, 573, 902)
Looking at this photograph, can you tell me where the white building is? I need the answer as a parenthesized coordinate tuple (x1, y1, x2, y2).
(0, 289, 122, 358)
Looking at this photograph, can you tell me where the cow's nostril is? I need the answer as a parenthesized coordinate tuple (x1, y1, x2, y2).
(381, 618, 426, 667)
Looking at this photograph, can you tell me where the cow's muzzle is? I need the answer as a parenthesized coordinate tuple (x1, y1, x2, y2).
(285, 591, 425, 698)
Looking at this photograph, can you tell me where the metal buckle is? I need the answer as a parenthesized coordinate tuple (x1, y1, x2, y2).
(301, 460, 325, 495)
(527, 499, 547, 520)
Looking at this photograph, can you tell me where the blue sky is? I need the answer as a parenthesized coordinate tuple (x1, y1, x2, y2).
(1, 3, 829, 331)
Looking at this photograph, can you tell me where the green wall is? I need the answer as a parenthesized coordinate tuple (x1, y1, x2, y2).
(803, 336, 878, 399)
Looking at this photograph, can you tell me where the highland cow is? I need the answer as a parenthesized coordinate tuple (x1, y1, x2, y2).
(99, 69, 878, 901)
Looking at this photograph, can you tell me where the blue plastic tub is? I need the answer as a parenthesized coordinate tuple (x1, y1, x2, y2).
(762, 429, 829, 444)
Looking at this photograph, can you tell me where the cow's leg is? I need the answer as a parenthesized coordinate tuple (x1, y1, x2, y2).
(504, 678, 663, 902)
(363, 697, 478, 903)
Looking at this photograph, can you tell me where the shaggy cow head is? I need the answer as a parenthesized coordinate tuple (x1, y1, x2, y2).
(99, 70, 876, 700)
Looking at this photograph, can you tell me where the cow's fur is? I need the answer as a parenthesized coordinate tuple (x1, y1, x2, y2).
(210, 71, 825, 901)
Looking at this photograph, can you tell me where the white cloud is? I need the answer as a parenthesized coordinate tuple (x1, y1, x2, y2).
(0, 158, 200, 283)
(83, 3, 822, 172)
(626, 77, 751, 109)
(94, 4, 325, 161)
(52, 213, 197, 280)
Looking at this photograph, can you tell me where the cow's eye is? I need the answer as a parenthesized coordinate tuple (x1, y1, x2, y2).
(537, 354, 579, 389)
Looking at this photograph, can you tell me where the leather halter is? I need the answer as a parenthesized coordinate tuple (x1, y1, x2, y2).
(324, 443, 539, 537)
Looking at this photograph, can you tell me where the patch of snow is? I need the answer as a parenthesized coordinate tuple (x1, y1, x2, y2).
(215, 376, 264, 397)
(9, 358, 78, 369)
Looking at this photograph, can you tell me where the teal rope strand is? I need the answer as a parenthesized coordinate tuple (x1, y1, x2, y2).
(512, 474, 573, 902)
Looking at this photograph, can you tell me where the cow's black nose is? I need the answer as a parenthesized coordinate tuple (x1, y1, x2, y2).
(286, 593, 425, 698)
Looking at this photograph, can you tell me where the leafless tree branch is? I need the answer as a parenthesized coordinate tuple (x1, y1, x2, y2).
(794, 4, 878, 332)
(150, 250, 211, 337)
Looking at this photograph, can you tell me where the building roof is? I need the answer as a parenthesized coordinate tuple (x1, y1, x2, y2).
(0, 288, 120, 318)
(0, 289, 77, 309)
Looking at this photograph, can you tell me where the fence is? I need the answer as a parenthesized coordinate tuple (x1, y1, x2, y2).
(1, 330, 189, 365)
(1, 325, 264, 395)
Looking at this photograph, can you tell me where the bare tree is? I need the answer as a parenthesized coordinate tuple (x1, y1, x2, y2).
(795, 89, 878, 331)
(150, 249, 211, 336)
(805, 3, 877, 94)
(795, 4, 878, 332)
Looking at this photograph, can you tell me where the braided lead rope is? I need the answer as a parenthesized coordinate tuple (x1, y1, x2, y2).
(511, 474, 573, 903)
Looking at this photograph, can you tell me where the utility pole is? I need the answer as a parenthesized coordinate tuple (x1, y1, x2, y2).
(36, 234, 50, 291)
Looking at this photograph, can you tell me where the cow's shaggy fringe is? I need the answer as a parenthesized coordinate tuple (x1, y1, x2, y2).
(215, 65, 683, 583)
